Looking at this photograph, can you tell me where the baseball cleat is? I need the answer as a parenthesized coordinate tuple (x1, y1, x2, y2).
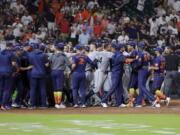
(54, 104, 59, 109)
(119, 104, 127, 108)
(55, 104, 60, 109)
(59, 103, 66, 108)
(0, 106, 7, 111)
(12, 103, 20, 108)
(135, 105, 142, 108)
(81, 104, 86, 108)
(165, 97, 171, 106)
(5, 106, 12, 110)
(152, 100, 158, 107)
(73, 104, 79, 108)
(28, 106, 36, 110)
(39, 106, 48, 109)
(55, 104, 66, 109)
(154, 103, 161, 108)
(152, 100, 161, 108)
(142, 100, 146, 106)
(101, 102, 108, 108)
(20, 105, 27, 109)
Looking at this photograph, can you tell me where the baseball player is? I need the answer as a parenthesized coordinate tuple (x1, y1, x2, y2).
(0, 42, 16, 110)
(49, 43, 71, 109)
(126, 41, 139, 107)
(135, 43, 159, 107)
(101, 43, 133, 107)
(71, 45, 95, 108)
(149, 47, 170, 106)
(86, 41, 113, 105)
(84, 43, 100, 105)
(10, 46, 24, 108)
(20, 43, 31, 107)
(28, 43, 49, 109)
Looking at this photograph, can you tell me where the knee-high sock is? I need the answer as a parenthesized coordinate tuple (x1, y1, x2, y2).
(155, 90, 166, 100)
(54, 92, 58, 104)
(129, 88, 135, 102)
(57, 91, 62, 104)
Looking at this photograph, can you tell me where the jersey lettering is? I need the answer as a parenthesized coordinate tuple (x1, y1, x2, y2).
(79, 57, 85, 65)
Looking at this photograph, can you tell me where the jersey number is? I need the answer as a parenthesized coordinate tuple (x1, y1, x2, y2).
(98, 57, 102, 63)
(160, 62, 165, 69)
(144, 54, 148, 61)
(79, 58, 85, 65)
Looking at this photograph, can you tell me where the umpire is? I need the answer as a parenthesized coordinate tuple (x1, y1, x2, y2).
(163, 46, 180, 96)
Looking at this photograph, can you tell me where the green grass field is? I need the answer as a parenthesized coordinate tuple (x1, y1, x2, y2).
(0, 114, 180, 135)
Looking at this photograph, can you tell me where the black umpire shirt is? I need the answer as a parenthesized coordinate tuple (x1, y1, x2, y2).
(164, 53, 180, 71)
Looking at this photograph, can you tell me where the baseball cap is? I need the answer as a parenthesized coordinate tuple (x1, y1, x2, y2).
(6, 42, 13, 47)
(84, 46, 90, 51)
(56, 42, 65, 49)
(138, 42, 146, 48)
(118, 43, 126, 48)
(23, 42, 29, 47)
(154, 47, 163, 53)
(75, 45, 83, 50)
(40, 44, 46, 51)
(128, 41, 136, 47)
(110, 42, 117, 48)
(14, 46, 22, 51)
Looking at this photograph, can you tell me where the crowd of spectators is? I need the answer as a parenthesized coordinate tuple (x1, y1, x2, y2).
(0, 0, 179, 51)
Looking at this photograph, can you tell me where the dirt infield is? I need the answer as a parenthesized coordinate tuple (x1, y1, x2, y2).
(1, 100, 180, 114)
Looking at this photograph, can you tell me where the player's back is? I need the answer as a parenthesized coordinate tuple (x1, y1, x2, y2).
(72, 53, 92, 73)
(99, 51, 113, 72)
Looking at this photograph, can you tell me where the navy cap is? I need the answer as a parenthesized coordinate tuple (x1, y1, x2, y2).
(128, 41, 136, 47)
(56, 42, 64, 49)
(110, 42, 117, 48)
(15, 43, 21, 47)
(40, 44, 46, 51)
(6, 42, 13, 47)
(33, 43, 39, 49)
(14, 46, 22, 51)
(23, 42, 29, 47)
(154, 47, 163, 53)
(138, 43, 146, 48)
(114, 44, 121, 50)
(118, 43, 126, 48)
(84, 46, 90, 51)
(75, 45, 83, 50)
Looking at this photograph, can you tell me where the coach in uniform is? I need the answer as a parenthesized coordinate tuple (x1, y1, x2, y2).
(135, 43, 159, 107)
(28, 43, 49, 109)
(101, 43, 127, 107)
(0, 43, 16, 110)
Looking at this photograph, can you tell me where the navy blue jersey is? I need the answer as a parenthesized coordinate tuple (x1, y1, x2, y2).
(0, 49, 15, 76)
(130, 49, 139, 70)
(153, 56, 165, 74)
(111, 51, 126, 73)
(135, 50, 151, 68)
(28, 50, 48, 78)
(71, 53, 93, 73)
